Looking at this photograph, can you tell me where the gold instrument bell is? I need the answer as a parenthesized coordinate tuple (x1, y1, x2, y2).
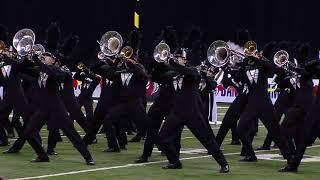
(244, 41, 257, 55)
(120, 46, 134, 59)
(77, 62, 86, 70)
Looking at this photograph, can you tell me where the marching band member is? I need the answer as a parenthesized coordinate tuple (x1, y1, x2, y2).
(156, 48, 229, 172)
(234, 41, 289, 162)
(135, 26, 178, 163)
(279, 43, 314, 172)
(22, 52, 95, 165)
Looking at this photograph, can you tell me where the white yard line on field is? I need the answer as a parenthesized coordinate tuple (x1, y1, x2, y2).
(8, 145, 320, 180)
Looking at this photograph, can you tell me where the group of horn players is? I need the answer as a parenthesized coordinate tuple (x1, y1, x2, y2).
(1, 26, 320, 174)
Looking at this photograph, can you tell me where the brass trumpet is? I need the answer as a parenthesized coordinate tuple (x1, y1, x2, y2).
(119, 46, 134, 59)
(244, 41, 257, 55)
(77, 62, 91, 72)
(118, 46, 138, 64)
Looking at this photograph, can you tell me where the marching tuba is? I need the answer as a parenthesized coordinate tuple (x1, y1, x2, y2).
(32, 44, 46, 56)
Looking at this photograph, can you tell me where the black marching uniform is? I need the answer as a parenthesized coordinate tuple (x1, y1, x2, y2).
(281, 59, 320, 172)
(258, 69, 295, 150)
(0, 56, 40, 153)
(135, 62, 174, 162)
(82, 59, 121, 145)
(22, 57, 94, 164)
(74, 67, 100, 126)
(278, 61, 314, 162)
(157, 58, 229, 172)
(103, 59, 148, 151)
(215, 68, 250, 147)
(236, 56, 289, 161)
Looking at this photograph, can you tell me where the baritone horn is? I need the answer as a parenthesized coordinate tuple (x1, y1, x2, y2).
(273, 50, 295, 67)
(32, 44, 45, 56)
(97, 31, 123, 57)
(207, 40, 245, 67)
(12, 28, 35, 57)
(153, 41, 173, 63)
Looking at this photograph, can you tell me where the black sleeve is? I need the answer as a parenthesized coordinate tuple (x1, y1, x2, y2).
(304, 61, 320, 78)
(204, 75, 217, 93)
(19, 73, 37, 83)
(93, 63, 111, 77)
(73, 71, 88, 81)
(127, 63, 148, 80)
(39, 64, 65, 81)
(170, 60, 198, 77)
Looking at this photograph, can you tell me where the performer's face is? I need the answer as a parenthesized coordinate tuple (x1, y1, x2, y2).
(177, 57, 187, 66)
(42, 55, 56, 65)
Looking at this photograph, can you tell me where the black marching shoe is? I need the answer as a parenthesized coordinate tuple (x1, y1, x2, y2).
(3, 148, 20, 154)
(162, 162, 182, 169)
(229, 140, 241, 145)
(103, 147, 120, 153)
(86, 159, 95, 165)
(47, 150, 58, 156)
(31, 156, 50, 163)
(220, 165, 230, 173)
(256, 146, 270, 150)
(120, 145, 127, 150)
(129, 136, 141, 143)
(279, 165, 297, 173)
(239, 155, 258, 162)
(240, 150, 248, 157)
(134, 156, 148, 163)
(92, 138, 98, 144)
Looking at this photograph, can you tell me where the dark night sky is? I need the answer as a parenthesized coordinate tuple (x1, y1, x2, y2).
(1, 0, 319, 62)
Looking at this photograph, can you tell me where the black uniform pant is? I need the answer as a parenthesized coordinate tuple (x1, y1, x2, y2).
(64, 97, 89, 133)
(288, 103, 320, 168)
(0, 102, 13, 130)
(0, 104, 10, 144)
(0, 125, 8, 144)
(114, 118, 128, 147)
(7, 110, 31, 151)
(78, 96, 94, 126)
(47, 129, 62, 151)
(104, 99, 147, 149)
(216, 94, 247, 146)
(83, 95, 110, 144)
(141, 99, 169, 157)
(24, 110, 92, 160)
(280, 107, 307, 156)
(157, 111, 228, 166)
(237, 96, 287, 158)
(261, 92, 291, 148)
(49, 97, 90, 151)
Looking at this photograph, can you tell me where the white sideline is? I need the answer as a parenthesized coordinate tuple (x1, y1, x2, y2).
(8, 145, 320, 180)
